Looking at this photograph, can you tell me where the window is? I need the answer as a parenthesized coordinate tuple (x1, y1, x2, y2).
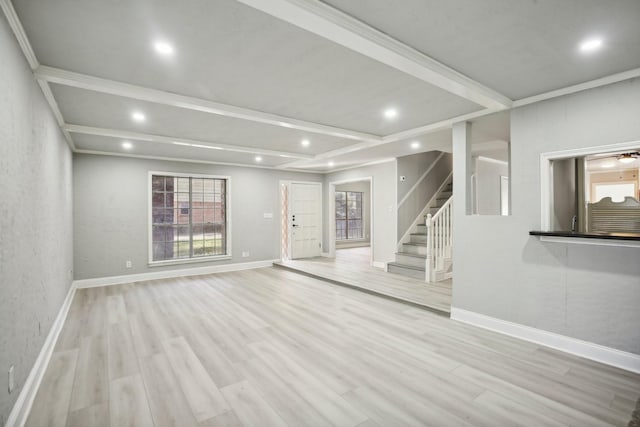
(150, 173, 228, 263)
(335, 191, 363, 240)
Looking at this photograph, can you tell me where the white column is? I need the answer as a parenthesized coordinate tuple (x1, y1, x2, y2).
(452, 121, 472, 215)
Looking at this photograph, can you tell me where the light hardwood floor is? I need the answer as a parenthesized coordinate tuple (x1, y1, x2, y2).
(275, 247, 452, 314)
(26, 267, 638, 426)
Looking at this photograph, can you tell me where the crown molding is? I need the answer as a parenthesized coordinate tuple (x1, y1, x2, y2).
(0, 0, 38, 69)
(513, 67, 640, 108)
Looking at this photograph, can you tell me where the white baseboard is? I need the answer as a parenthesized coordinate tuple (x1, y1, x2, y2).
(321, 252, 332, 258)
(6, 281, 77, 427)
(372, 261, 386, 269)
(451, 307, 640, 374)
(74, 259, 278, 289)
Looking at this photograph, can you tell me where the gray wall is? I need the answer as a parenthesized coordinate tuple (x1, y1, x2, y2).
(0, 14, 74, 424)
(335, 180, 371, 247)
(474, 157, 509, 215)
(397, 153, 452, 239)
(324, 161, 397, 264)
(397, 151, 442, 202)
(552, 158, 577, 230)
(453, 78, 640, 354)
(73, 154, 322, 279)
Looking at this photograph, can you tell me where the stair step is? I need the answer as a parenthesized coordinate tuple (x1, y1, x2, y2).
(388, 262, 426, 280)
(395, 252, 426, 268)
(409, 233, 427, 244)
(402, 242, 427, 255)
(440, 191, 452, 197)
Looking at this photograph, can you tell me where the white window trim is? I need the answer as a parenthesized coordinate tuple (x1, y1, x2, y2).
(539, 139, 640, 231)
(148, 171, 232, 266)
(335, 190, 365, 242)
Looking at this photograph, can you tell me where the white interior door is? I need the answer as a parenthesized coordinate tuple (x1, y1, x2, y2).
(290, 182, 322, 259)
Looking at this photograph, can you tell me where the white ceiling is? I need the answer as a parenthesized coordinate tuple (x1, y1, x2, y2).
(5, 0, 640, 171)
(322, 0, 640, 99)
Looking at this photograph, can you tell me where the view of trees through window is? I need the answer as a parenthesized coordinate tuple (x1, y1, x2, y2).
(151, 175, 227, 261)
(335, 191, 363, 240)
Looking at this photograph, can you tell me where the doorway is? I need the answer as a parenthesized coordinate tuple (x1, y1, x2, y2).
(328, 177, 373, 266)
(280, 181, 323, 260)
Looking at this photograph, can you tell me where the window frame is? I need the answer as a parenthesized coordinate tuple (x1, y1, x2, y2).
(148, 171, 232, 266)
(335, 190, 364, 241)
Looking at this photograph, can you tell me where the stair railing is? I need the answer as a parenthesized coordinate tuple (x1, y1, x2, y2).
(425, 197, 453, 282)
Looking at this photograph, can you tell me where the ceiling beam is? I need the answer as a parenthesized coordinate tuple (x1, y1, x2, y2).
(35, 66, 380, 142)
(276, 108, 493, 169)
(235, 0, 512, 110)
(65, 125, 314, 159)
(74, 150, 318, 173)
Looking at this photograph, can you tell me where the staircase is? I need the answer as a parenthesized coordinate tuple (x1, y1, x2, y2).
(387, 181, 453, 281)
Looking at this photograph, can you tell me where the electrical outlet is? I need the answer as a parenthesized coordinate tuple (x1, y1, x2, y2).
(8, 365, 14, 393)
(125, 260, 132, 269)
(242, 251, 250, 257)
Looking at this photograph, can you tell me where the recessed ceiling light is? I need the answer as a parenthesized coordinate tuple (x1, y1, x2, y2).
(301, 139, 310, 147)
(328, 161, 334, 167)
(411, 141, 420, 149)
(255, 156, 263, 162)
(153, 41, 174, 56)
(279, 154, 290, 158)
(579, 38, 603, 53)
(131, 111, 146, 122)
(122, 141, 133, 150)
(383, 108, 398, 120)
(600, 162, 615, 168)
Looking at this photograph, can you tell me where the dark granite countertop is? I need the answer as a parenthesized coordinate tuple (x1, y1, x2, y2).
(529, 231, 640, 241)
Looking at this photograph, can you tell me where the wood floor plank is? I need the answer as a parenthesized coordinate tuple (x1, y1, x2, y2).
(139, 352, 199, 427)
(472, 390, 567, 427)
(198, 411, 244, 427)
(162, 336, 230, 422)
(220, 380, 287, 427)
(109, 374, 154, 427)
(106, 294, 128, 324)
(233, 357, 330, 427)
(107, 321, 139, 380)
(69, 334, 108, 412)
(182, 316, 244, 387)
(451, 364, 612, 427)
(27, 266, 640, 426)
(249, 340, 368, 426)
(25, 349, 78, 427)
(128, 312, 164, 358)
(66, 402, 109, 427)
